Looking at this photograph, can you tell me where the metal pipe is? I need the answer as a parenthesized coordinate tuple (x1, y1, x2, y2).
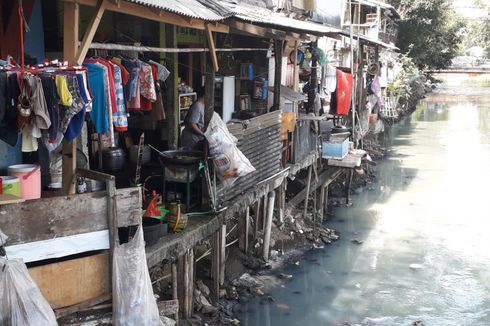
(89, 42, 269, 53)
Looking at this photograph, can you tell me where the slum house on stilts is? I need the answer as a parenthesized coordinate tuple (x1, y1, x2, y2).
(0, 0, 398, 322)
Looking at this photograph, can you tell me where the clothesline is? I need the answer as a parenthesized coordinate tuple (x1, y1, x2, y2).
(89, 42, 269, 53)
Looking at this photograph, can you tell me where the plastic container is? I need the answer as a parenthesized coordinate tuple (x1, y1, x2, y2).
(159, 222, 168, 237)
(7, 164, 41, 200)
(142, 217, 161, 247)
(1, 176, 21, 197)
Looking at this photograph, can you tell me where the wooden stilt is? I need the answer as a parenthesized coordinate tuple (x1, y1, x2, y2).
(324, 185, 329, 220)
(211, 230, 220, 302)
(239, 207, 250, 253)
(263, 191, 276, 261)
(171, 263, 179, 322)
(178, 249, 194, 319)
(346, 169, 353, 204)
(262, 195, 267, 230)
(277, 182, 285, 224)
(187, 248, 194, 317)
(319, 185, 325, 223)
(219, 224, 226, 286)
(303, 165, 313, 220)
(254, 200, 261, 240)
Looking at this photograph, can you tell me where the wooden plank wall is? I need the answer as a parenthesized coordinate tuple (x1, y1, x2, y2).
(28, 252, 110, 309)
(0, 187, 141, 246)
(220, 111, 283, 202)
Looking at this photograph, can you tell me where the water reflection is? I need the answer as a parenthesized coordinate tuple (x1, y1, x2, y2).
(236, 75, 490, 326)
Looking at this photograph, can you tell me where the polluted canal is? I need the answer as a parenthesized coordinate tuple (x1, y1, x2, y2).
(236, 75, 490, 326)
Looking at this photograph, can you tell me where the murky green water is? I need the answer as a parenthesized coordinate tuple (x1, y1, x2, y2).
(237, 75, 490, 326)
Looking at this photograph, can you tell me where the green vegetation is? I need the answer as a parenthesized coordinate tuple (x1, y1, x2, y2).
(388, 0, 465, 70)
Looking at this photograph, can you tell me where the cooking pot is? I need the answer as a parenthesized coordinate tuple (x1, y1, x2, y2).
(102, 147, 126, 172)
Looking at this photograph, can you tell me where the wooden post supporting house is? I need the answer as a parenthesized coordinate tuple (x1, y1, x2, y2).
(165, 24, 179, 149)
(178, 248, 195, 319)
(263, 191, 276, 261)
(211, 229, 220, 302)
(172, 263, 179, 322)
(239, 207, 250, 253)
(303, 165, 313, 219)
(219, 224, 226, 286)
(61, 1, 79, 195)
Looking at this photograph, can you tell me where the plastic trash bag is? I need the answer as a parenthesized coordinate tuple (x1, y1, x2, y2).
(0, 258, 57, 326)
(205, 113, 255, 187)
(113, 226, 160, 326)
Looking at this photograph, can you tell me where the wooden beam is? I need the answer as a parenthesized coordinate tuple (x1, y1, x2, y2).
(0, 187, 142, 246)
(205, 24, 219, 72)
(165, 24, 179, 149)
(70, 0, 229, 33)
(227, 20, 287, 40)
(293, 40, 299, 92)
(62, 1, 80, 194)
(75, 0, 107, 64)
(273, 39, 283, 111)
(63, 2, 79, 64)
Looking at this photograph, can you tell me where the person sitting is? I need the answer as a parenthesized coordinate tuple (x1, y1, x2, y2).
(181, 88, 206, 151)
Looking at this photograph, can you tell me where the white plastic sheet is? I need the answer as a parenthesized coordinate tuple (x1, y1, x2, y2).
(113, 226, 160, 326)
(205, 113, 255, 187)
(0, 258, 57, 326)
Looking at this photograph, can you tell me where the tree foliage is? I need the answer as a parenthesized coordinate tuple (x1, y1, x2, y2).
(388, 0, 465, 70)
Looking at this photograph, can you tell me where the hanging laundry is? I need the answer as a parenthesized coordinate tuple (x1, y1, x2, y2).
(40, 75, 60, 143)
(331, 69, 353, 116)
(111, 62, 128, 132)
(370, 75, 383, 109)
(84, 62, 109, 134)
(149, 59, 170, 82)
(324, 64, 337, 93)
(18, 73, 51, 152)
(149, 63, 165, 121)
(59, 76, 85, 134)
(55, 75, 73, 106)
(0, 71, 19, 146)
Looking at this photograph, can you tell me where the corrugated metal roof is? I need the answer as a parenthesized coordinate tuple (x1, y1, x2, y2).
(340, 31, 399, 50)
(269, 86, 307, 102)
(220, 1, 343, 35)
(127, 0, 230, 21)
(352, 0, 400, 18)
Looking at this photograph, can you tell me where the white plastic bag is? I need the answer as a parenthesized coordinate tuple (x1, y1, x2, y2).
(0, 258, 57, 326)
(205, 113, 255, 187)
(113, 226, 160, 326)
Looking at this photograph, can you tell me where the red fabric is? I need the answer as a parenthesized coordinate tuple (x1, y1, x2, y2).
(336, 70, 353, 116)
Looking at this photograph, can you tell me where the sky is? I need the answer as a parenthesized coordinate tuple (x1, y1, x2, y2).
(452, 0, 490, 19)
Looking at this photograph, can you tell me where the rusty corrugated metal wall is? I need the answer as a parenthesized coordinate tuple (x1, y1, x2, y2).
(218, 111, 283, 202)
